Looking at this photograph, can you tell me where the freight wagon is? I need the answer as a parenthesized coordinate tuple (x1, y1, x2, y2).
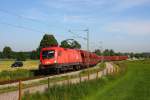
(39, 46, 128, 73)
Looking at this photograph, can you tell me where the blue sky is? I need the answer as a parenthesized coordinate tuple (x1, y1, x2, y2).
(0, 0, 150, 52)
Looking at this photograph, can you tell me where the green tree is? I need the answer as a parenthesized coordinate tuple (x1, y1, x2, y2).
(11, 52, 17, 59)
(103, 49, 110, 56)
(94, 49, 101, 55)
(115, 52, 123, 56)
(16, 52, 27, 61)
(109, 49, 115, 56)
(36, 48, 40, 59)
(0, 52, 3, 58)
(130, 52, 134, 58)
(30, 50, 38, 59)
(2, 46, 13, 58)
(60, 39, 81, 49)
(39, 34, 58, 49)
(134, 53, 144, 58)
(103, 49, 116, 56)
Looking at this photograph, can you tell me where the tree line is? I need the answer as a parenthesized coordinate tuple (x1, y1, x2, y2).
(94, 49, 150, 58)
(0, 34, 149, 60)
(0, 46, 31, 61)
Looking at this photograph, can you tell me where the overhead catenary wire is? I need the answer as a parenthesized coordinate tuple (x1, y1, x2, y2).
(0, 9, 71, 39)
(68, 30, 87, 40)
(0, 8, 51, 26)
(0, 21, 68, 39)
(0, 9, 76, 38)
(0, 21, 43, 33)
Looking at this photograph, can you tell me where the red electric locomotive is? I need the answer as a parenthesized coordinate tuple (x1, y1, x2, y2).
(39, 46, 81, 72)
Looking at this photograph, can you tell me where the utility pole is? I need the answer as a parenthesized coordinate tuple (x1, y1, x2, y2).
(84, 28, 89, 52)
(84, 28, 90, 68)
(99, 41, 103, 63)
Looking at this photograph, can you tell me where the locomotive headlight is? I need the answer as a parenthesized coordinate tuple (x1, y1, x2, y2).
(54, 60, 57, 63)
(45, 61, 50, 64)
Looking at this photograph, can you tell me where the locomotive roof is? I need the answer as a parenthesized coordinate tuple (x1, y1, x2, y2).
(42, 46, 81, 51)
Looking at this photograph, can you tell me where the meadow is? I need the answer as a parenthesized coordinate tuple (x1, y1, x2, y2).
(0, 59, 39, 72)
(0, 60, 39, 82)
(23, 60, 150, 100)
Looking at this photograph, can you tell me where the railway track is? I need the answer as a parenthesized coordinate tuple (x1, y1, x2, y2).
(0, 67, 80, 85)
(0, 75, 45, 85)
(0, 65, 99, 86)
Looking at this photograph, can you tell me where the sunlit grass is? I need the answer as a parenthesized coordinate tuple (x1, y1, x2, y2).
(0, 60, 39, 72)
(23, 60, 150, 100)
(0, 59, 39, 82)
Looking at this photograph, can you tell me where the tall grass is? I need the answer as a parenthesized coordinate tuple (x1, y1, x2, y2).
(0, 69, 33, 82)
(22, 62, 125, 100)
(23, 76, 117, 100)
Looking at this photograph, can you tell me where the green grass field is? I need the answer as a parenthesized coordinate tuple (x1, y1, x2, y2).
(0, 60, 39, 82)
(23, 60, 150, 100)
(0, 60, 39, 72)
(84, 60, 150, 100)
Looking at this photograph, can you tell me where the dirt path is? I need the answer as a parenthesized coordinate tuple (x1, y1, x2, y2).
(0, 62, 116, 100)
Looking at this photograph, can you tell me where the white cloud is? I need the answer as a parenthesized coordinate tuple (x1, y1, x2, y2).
(43, 0, 150, 11)
(63, 15, 83, 23)
(104, 20, 150, 35)
(21, 8, 49, 21)
(111, 0, 150, 11)
(63, 15, 97, 23)
(43, 0, 106, 11)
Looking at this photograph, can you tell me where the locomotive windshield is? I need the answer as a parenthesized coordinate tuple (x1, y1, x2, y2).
(42, 50, 55, 59)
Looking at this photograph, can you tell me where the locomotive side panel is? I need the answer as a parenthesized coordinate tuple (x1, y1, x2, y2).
(57, 48, 82, 65)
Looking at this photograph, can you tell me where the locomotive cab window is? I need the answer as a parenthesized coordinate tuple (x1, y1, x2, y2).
(42, 50, 55, 59)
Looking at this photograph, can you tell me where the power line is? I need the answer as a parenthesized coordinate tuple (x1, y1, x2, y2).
(68, 30, 87, 40)
(0, 9, 71, 39)
(0, 9, 51, 26)
(0, 21, 43, 33)
(0, 21, 68, 39)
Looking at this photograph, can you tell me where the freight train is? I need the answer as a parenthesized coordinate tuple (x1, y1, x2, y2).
(39, 46, 128, 73)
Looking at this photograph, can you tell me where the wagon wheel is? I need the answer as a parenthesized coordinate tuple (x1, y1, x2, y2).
(56, 68, 60, 74)
(75, 65, 80, 71)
